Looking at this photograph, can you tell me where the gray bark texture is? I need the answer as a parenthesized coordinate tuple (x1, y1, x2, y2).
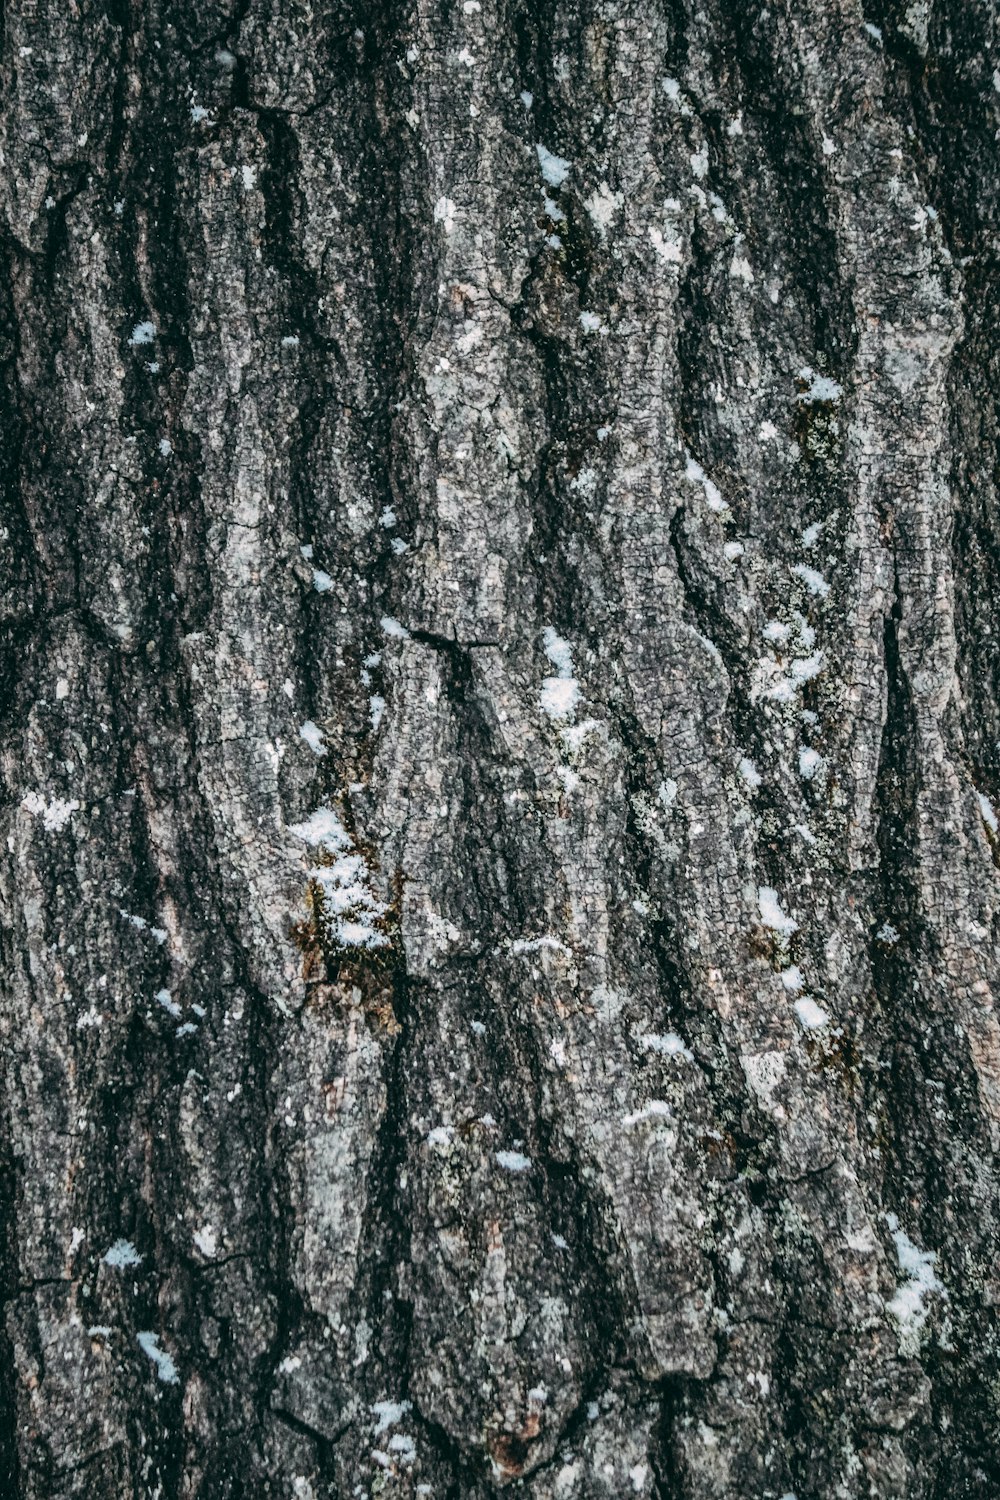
(1, 0, 999, 1494)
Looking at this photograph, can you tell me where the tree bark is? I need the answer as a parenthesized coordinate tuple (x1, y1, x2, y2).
(1, 0, 999, 1495)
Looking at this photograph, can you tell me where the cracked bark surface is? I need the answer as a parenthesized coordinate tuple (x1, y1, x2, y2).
(1, 0, 1000, 1495)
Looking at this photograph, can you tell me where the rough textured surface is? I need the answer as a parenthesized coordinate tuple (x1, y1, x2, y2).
(2, 0, 1000, 1495)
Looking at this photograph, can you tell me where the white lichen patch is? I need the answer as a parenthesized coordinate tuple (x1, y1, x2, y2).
(740, 1050, 787, 1108)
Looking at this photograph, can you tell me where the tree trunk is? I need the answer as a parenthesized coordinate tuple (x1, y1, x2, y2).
(2, 0, 999, 1495)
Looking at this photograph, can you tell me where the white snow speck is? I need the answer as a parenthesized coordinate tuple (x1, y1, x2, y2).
(822, 135, 836, 156)
(21, 792, 80, 831)
(155, 988, 180, 1018)
(730, 254, 754, 283)
(299, 720, 327, 756)
(885, 1213, 944, 1354)
(780, 965, 804, 993)
(759, 420, 778, 441)
(281, 334, 300, 348)
(369, 695, 386, 730)
(876, 922, 901, 944)
(864, 22, 883, 41)
(193, 1224, 217, 1257)
(797, 367, 843, 403)
(241, 164, 257, 189)
(128, 321, 155, 346)
(542, 626, 574, 676)
(290, 807, 389, 950)
(371, 1400, 412, 1434)
(798, 746, 825, 780)
(104, 1239, 142, 1269)
(433, 196, 457, 233)
(520, 90, 533, 109)
(791, 563, 830, 597)
(622, 1099, 673, 1129)
(137, 1331, 179, 1384)
(511, 935, 571, 956)
(379, 506, 396, 528)
(119, 910, 168, 944)
(585, 181, 623, 236)
(639, 1032, 694, 1062)
(758, 886, 798, 937)
(535, 142, 571, 188)
(801, 521, 823, 546)
(496, 1149, 532, 1172)
(158, 438, 172, 457)
(649, 226, 683, 263)
(312, 569, 333, 593)
(738, 757, 762, 791)
(540, 627, 581, 720)
(793, 996, 828, 1029)
(690, 144, 709, 179)
(976, 791, 998, 835)
(289, 807, 351, 850)
(579, 310, 604, 333)
(190, 104, 211, 123)
(380, 615, 410, 639)
(684, 454, 728, 513)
